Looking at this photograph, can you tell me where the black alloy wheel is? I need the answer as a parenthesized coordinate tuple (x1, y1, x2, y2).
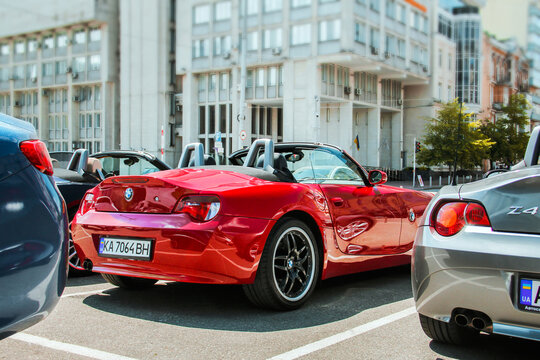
(243, 219, 319, 310)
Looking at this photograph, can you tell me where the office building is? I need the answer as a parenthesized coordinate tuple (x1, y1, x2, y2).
(0, 0, 120, 153)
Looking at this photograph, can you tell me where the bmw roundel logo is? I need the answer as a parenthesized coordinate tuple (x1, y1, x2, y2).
(408, 209, 416, 222)
(124, 188, 134, 201)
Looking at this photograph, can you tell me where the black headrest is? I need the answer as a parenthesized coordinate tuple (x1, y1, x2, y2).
(188, 154, 216, 167)
(256, 153, 287, 171)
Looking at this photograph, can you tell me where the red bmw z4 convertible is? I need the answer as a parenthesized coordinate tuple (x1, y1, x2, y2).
(72, 140, 432, 310)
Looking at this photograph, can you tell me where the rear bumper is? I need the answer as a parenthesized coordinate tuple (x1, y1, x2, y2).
(412, 225, 540, 341)
(72, 211, 275, 284)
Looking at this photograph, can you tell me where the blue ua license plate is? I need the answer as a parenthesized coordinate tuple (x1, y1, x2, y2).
(518, 278, 540, 313)
(98, 237, 152, 260)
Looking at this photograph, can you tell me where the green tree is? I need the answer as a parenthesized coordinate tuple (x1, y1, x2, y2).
(480, 94, 530, 166)
(417, 100, 494, 174)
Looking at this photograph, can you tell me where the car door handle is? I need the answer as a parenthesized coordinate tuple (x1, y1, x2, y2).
(331, 197, 344, 207)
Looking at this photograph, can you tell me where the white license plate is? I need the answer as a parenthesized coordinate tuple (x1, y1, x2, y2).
(518, 278, 540, 313)
(98, 237, 152, 260)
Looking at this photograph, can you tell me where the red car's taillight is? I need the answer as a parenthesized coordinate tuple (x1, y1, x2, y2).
(175, 195, 220, 221)
(80, 191, 96, 215)
(432, 201, 491, 236)
(20, 139, 54, 176)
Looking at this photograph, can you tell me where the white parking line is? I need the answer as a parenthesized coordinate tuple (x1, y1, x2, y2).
(11, 333, 138, 360)
(268, 305, 416, 360)
(61, 288, 112, 298)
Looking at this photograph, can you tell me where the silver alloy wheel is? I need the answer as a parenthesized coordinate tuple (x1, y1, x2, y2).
(272, 226, 315, 302)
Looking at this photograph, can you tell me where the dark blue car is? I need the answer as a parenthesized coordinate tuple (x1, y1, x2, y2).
(0, 113, 68, 340)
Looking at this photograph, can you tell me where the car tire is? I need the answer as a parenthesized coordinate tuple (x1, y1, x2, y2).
(419, 314, 479, 345)
(101, 273, 158, 289)
(68, 215, 93, 277)
(243, 219, 320, 311)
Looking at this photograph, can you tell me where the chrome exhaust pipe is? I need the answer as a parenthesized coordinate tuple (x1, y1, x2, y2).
(454, 313, 470, 327)
(83, 259, 93, 271)
(471, 317, 486, 331)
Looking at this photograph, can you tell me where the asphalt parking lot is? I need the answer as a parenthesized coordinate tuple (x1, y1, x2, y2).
(1, 265, 538, 360)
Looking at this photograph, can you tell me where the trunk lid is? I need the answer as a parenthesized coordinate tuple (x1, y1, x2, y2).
(459, 168, 540, 235)
(95, 173, 194, 213)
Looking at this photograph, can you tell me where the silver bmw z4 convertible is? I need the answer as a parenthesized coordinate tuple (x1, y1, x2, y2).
(412, 125, 540, 344)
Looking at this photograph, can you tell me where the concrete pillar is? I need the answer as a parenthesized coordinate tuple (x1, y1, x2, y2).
(340, 101, 353, 153)
(391, 111, 402, 169)
(366, 107, 380, 167)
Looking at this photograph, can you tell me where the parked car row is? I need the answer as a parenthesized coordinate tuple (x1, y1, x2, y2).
(2, 109, 539, 346)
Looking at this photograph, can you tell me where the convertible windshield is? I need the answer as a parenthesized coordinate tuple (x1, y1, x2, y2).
(286, 148, 366, 185)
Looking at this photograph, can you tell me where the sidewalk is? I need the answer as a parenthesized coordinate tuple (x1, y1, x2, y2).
(385, 180, 441, 190)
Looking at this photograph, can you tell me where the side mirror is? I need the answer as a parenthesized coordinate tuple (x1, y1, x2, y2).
(368, 170, 387, 185)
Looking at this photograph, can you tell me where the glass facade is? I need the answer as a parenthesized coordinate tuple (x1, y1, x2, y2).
(453, 10, 481, 104)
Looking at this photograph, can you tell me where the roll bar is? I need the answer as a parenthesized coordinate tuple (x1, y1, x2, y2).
(243, 139, 274, 171)
(177, 143, 205, 168)
(67, 149, 89, 175)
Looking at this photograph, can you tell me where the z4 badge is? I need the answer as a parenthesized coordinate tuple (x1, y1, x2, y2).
(507, 206, 538, 215)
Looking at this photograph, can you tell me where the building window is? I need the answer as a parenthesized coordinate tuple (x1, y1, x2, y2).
(73, 56, 86, 73)
(89, 55, 100, 71)
(57, 33, 68, 48)
(257, 68, 265, 87)
(263, 28, 282, 49)
(0, 67, 8, 82)
(397, 38, 405, 58)
(386, 0, 395, 19)
(193, 5, 210, 24)
(264, 0, 282, 12)
(15, 40, 25, 54)
(47, 88, 69, 151)
(215, 1, 231, 21)
(438, 14, 453, 39)
(291, 24, 311, 45)
(220, 73, 228, 90)
(370, 28, 379, 49)
(438, 50, 443, 67)
(214, 35, 231, 55)
(19, 91, 39, 130)
(89, 28, 101, 43)
(292, 0, 310, 7)
(247, 31, 258, 51)
(240, 0, 258, 15)
(198, 75, 207, 94)
(397, 3, 405, 23)
(448, 54, 452, 71)
(319, 19, 341, 42)
(355, 23, 366, 43)
(55, 60, 67, 75)
(193, 39, 209, 58)
(385, 34, 395, 55)
(43, 35, 54, 49)
(76, 85, 102, 152)
(74, 29, 86, 45)
(26, 64, 37, 80)
(0, 43, 9, 56)
(27, 39, 37, 53)
(268, 67, 277, 86)
(42, 62, 53, 77)
(369, 0, 379, 12)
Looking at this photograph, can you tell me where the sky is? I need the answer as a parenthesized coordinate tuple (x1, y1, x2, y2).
(439, 0, 465, 10)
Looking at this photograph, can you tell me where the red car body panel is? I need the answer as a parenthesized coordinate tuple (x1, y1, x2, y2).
(72, 167, 432, 285)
